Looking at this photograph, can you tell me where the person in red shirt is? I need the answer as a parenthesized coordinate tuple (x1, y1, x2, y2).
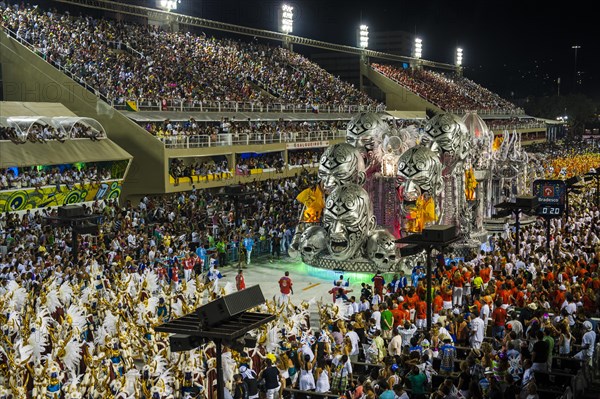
(278, 271, 293, 306)
(491, 299, 508, 339)
(183, 254, 195, 281)
(372, 271, 386, 296)
(236, 269, 246, 291)
(171, 263, 180, 285)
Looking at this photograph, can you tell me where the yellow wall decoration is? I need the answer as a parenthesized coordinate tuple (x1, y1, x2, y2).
(0, 180, 123, 212)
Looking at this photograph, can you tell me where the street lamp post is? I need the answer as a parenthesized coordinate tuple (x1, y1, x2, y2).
(397, 225, 459, 330)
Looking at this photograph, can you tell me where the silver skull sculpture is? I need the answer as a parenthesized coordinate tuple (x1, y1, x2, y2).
(366, 229, 399, 271)
(299, 225, 328, 263)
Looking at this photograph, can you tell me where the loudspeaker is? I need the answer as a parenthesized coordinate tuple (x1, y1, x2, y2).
(74, 224, 99, 235)
(399, 244, 422, 257)
(225, 185, 245, 196)
(196, 285, 265, 328)
(58, 205, 85, 218)
(516, 195, 537, 209)
(422, 225, 456, 243)
(169, 334, 205, 352)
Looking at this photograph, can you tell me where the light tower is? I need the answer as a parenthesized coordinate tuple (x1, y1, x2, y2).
(456, 47, 463, 76)
(359, 25, 369, 49)
(358, 24, 369, 91)
(158, 0, 179, 11)
(413, 37, 423, 69)
(280, 4, 294, 50)
(572, 45, 581, 90)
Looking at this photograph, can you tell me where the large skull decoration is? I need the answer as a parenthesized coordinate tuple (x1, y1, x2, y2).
(322, 184, 376, 261)
(423, 112, 471, 161)
(288, 223, 307, 260)
(318, 143, 366, 194)
(299, 225, 328, 263)
(366, 229, 399, 271)
(397, 146, 444, 202)
(346, 112, 389, 167)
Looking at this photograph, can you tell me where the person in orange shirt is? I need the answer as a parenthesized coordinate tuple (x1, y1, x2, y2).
(498, 284, 513, 305)
(480, 265, 491, 285)
(452, 270, 464, 307)
(415, 295, 428, 329)
(462, 266, 472, 304)
(391, 302, 404, 329)
(554, 284, 567, 309)
(472, 295, 482, 314)
(405, 289, 418, 321)
(441, 284, 453, 311)
(433, 290, 444, 320)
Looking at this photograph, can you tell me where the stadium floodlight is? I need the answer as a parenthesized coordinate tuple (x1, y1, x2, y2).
(456, 47, 463, 66)
(281, 4, 294, 34)
(414, 37, 422, 59)
(359, 24, 369, 49)
(159, 0, 179, 11)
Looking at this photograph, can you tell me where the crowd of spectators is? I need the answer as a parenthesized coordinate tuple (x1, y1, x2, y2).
(372, 64, 522, 114)
(143, 118, 345, 144)
(0, 121, 103, 143)
(236, 153, 286, 175)
(484, 118, 544, 131)
(1, 3, 380, 110)
(1, 139, 600, 398)
(0, 163, 114, 191)
(288, 149, 321, 166)
(169, 157, 232, 185)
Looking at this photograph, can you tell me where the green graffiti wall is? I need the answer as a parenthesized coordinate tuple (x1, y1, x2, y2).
(0, 180, 122, 212)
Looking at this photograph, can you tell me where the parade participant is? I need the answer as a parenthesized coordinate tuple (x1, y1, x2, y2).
(235, 269, 246, 291)
(243, 234, 255, 265)
(278, 271, 293, 306)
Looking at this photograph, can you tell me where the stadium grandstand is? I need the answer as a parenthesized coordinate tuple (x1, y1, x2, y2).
(0, 0, 560, 202)
(1, 2, 597, 399)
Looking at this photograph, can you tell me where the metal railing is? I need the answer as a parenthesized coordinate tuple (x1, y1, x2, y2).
(448, 108, 526, 116)
(158, 130, 344, 149)
(113, 98, 383, 114)
(487, 122, 546, 130)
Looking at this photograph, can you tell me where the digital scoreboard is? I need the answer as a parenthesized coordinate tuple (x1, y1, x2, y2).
(533, 179, 566, 216)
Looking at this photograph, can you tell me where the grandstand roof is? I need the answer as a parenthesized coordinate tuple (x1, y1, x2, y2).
(0, 101, 78, 117)
(1, 139, 132, 168)
(121, 111, 360, 122)
(384, 110, 427, 120)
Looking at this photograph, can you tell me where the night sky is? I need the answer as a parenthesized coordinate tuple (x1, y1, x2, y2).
(173, 0, 599, 100)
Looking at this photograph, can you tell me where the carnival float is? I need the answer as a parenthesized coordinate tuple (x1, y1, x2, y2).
(290, 110, 532, 272)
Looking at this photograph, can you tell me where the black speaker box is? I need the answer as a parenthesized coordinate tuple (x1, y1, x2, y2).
(169, 334, 205, 352)
(399, 244, 422, 257)
(58, 205, 85, 218)
(196, 285, 265, 328)
(516, 195, 538, 209)
(422, 225, 456, 242)
(225, 185, 245, 196)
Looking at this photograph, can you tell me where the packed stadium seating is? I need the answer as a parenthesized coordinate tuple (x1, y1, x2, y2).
(0, 4, 380, 111)
(372, 63, 523, 114)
